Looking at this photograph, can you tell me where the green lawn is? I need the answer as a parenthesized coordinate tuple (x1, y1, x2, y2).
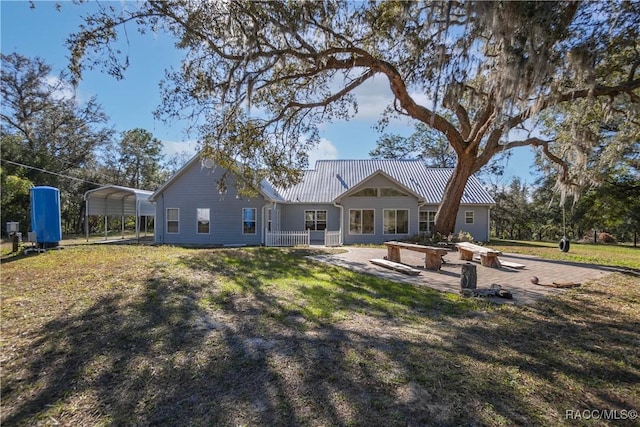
(1, 245, 639, 426)
(489, 239, 640, 270)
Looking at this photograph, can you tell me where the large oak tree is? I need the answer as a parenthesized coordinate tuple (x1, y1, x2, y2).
(68, 1, 640, 235)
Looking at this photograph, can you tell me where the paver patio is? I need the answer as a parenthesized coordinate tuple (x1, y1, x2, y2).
(311, 247, 622, 305)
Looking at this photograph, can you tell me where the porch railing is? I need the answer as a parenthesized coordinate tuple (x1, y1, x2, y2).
(265, 230, 310, 247)
(324, 229, 342, 247)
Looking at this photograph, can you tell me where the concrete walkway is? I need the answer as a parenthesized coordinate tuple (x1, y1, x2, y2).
(311, 247, 621, 305)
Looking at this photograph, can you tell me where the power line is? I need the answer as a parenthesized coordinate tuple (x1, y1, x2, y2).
(0, 158, 104, 186)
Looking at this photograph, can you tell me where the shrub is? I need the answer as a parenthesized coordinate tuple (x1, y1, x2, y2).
(451, 230, 474, 243)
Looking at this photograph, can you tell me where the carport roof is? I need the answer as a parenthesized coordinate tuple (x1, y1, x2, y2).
(84, 185, 155, 217)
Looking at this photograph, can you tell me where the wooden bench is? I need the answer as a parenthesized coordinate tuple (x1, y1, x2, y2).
(455, 242, 502, 268)
(384, 241, 449, 271)
(370, 259, 421, 276)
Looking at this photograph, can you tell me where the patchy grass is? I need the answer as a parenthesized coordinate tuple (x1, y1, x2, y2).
(1, 245, 639, 426)
(490, 239, 640, 270)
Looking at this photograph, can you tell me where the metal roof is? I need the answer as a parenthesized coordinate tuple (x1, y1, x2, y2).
(84, 185, 155, 217)
(274, 159, 495, 205)
(150, 152, 286, 203)
(151, 151, 494, 205)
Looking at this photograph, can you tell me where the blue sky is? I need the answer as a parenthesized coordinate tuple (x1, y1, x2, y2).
(1, 1, 539, 185)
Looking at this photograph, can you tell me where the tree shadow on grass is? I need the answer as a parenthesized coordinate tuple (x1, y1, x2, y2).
(3, 248, 639, 426)
(445, 282, 640, 424)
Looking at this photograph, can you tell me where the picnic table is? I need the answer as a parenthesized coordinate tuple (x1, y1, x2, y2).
(384, 241, 449, 271)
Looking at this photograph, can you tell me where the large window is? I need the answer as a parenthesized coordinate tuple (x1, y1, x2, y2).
(419, 211, 436, 232)
(305, 210, 327, 231)
(465, 211, 474, 224)
(166, 208, 179, 233)
(384, 209, 409, 234)
(242, 208, 257, 234)
(349, 209, 374, 234)
(197, 208, 210, 234)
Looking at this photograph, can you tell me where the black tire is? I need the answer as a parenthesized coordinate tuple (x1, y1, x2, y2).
(559, 237, 570, 252)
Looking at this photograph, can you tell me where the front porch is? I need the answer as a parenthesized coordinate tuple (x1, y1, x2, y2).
(265, 229, 342, 247)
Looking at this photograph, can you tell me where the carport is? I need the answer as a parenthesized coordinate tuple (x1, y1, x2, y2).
(84, 185, 155, 241)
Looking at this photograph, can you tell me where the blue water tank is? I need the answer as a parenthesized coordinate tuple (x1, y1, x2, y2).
(30, 186, 62, 245)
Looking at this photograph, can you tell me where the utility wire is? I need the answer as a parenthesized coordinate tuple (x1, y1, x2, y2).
(0, 158, 104, 186)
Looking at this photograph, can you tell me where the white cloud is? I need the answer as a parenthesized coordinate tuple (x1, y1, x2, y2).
(350, 77, 394, 120)
(44, 75, 75, 102)
(162, 139, 199, 157)
(344, 77, 436, 125)
(307, 137, 338, 167)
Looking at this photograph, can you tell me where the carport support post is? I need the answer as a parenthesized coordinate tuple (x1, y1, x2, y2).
(460, 263, 477, 291)
(135, 199, 140, 242)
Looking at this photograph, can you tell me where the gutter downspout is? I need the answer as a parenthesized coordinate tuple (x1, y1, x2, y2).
(487, 205, 492, 242)
(333, 199, 344, 246)
(418, 199, 426, 236)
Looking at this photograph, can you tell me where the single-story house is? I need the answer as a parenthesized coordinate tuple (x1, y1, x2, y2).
(149, 153, 495, 246)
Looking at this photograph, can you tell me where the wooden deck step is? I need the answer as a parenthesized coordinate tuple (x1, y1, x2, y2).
(370, 259, 421, 276)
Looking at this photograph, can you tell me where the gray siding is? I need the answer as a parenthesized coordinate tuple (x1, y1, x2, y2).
(339, 175, 420, 244)
(455, 205, 490, 242)
(151, 154, 493, 246)
(279, 203, 340, 243)
(420, 204, 491, 242)
(154, 163, 268, 246)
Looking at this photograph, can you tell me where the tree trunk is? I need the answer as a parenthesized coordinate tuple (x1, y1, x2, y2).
(434, 157, 475, 236)
(460, 263, 477, 289)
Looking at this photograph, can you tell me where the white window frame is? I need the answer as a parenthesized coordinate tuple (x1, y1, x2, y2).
(420, 210, 436, 233)
(304, 210, 327, 231)
(242, 208, 257, 234)
(197, 208, 210, 234)
(166, 208, 179, 234)
(348, 209, 375, 235)
(465, 210, 475, 224)
(383, 209, 409, 234)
